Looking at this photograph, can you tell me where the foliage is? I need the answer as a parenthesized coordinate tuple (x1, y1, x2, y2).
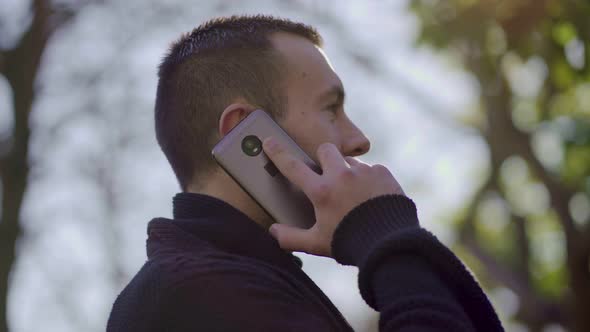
(410, 0, 590, 331)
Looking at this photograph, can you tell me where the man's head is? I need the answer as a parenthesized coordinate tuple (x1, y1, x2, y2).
(155, 15, 370, 195)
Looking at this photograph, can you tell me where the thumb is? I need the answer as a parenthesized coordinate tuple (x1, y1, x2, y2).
(269, 224, 311, 253)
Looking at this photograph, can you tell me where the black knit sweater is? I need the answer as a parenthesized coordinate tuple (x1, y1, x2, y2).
(107, 193, 503, 331)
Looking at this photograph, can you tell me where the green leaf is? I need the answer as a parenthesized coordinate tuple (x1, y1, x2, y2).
(562, 145, 590, 185)
(551, 58, 575, 89)
(552, 21, 577, 46)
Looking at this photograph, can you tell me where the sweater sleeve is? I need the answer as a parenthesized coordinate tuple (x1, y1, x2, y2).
(331, 194, 504, 332)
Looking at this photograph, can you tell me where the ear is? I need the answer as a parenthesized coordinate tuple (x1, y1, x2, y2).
(218, 103, 256, 137)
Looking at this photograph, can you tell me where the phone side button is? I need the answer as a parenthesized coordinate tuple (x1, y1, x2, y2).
(264, 161, 279, 177)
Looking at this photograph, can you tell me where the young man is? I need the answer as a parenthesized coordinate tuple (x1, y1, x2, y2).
(107, 15, 504, 331)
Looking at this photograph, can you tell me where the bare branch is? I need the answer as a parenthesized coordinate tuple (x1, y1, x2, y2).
(513, 214, 531, 280)
(0, 135, 11, 159)
(0, 51, 5, 76)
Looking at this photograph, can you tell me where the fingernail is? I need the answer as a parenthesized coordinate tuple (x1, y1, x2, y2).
(263, 137, 278, 154)
(268, 225, 277, 238)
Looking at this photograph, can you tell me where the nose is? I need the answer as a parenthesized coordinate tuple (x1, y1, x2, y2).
(347, 135, 370, 157)
(343, 120, 371, 157)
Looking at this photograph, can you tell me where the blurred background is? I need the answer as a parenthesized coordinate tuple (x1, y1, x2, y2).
(1, 0, 589, 331)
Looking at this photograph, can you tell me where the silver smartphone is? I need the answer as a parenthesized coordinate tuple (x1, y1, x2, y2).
(212, 109, 321, 229)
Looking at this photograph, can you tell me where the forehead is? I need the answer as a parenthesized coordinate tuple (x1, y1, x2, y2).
(270, 32, 342, 97)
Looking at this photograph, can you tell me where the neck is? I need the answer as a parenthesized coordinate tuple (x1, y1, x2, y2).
(187, 169, 275, 229)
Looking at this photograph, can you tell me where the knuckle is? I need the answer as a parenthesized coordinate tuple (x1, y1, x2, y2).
(318, 142, 332, 151)
(265, 139, 283, 155)
(336, 168, 356, 182)
(317, 142, 334, 156)
(285, 158, 299, 172)
(372, 164, 390, 175)
(357, 163, 371, 172)
(310, 183, 331, 204)
(272, 145, 283, 155)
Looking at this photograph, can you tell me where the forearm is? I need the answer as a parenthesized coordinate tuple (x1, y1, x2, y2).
(331, 195, 504, 332)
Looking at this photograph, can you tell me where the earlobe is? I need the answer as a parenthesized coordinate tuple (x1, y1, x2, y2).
(218, 103, 256, 137)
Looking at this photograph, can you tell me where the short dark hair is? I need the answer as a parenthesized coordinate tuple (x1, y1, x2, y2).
(155, 15, 323, 191)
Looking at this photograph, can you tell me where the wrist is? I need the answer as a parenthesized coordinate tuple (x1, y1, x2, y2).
(330, 194, 419, 266)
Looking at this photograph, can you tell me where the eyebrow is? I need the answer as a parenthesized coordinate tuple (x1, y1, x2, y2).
(316, 85, 345, 106)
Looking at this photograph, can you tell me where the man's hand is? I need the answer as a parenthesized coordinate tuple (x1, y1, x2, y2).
(262, 137, 405, 258)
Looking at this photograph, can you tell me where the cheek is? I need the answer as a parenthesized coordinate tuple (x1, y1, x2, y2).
(309, 116, 338, 140)
(296, 116, 340, 158)
(311, 112, 339, 136)
(281, 110, 341, 159)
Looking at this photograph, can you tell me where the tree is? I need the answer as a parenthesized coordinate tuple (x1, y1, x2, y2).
(0, 1, 88, 331)
(411, 0, 590, 331)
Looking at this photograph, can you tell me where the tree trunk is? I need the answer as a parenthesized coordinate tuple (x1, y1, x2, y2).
(567, 240, 590, 332)
(0, 1, 52, 331)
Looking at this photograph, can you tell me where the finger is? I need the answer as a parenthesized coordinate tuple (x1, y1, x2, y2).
(345, 157, 371, 170)
(344, 156, 361, 167)
(263, 137, 320, 193)
(316, 143, 348, 173)
(269, 223, 314, 254)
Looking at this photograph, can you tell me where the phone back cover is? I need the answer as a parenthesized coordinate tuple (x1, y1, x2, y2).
(212, 110, 319, 229)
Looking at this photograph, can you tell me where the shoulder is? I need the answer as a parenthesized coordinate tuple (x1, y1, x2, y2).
(155, 248, 295, 296)
(155, 252, 331, 332)
(108, 260, 166, 331)
(114, 260, 165, 301)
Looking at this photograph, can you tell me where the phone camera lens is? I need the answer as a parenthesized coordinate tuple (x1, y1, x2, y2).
(241, 135, 262, 156)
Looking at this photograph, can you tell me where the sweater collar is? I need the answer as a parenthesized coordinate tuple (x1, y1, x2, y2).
(147, 192, 303, 268)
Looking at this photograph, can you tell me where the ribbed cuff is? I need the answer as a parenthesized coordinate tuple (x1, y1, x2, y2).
(331, 194, 419, 266)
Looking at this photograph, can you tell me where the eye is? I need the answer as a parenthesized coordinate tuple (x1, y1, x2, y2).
(325, 103, 340, 113)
